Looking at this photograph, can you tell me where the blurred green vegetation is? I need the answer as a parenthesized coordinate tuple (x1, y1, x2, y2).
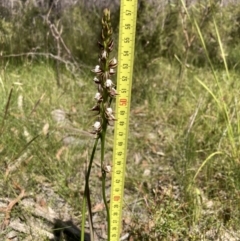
(0, 1, 238, 69)
(2, 0, 240, 240)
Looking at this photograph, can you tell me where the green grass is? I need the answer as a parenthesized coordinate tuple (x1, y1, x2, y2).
(0, 63, 93, 205)
(1, 56, 240, 239)
(3, 3, 240, 238)
(0, 1, 240, 241)
(2, 54, 240, 240)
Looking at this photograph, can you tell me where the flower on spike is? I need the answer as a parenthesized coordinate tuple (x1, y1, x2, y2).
(108, 39, 114, 52)
(105, 107, 116, 122)
(105, 79, 113, 88)
(93, 121, 101, 130)
(92, 65, 103, 75)
(103, 164, 111, 173)
(100, 50, 108, 60)
(93, 77, 101, 84)
(94, 92, 103, 103)
(109, 68, 115, 75)
(91, 104, 100, 114)
(91, 121, 102, 135)
(97, 84, 103, 94)
(98, 41, 104, 50)
(109, 87, 118, 98)
(90, 8, 117, 135)
(109, 58, 117, 69)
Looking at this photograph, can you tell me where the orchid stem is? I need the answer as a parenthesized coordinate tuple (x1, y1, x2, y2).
(81, 138, 99, 241)
(101, 121, 111, 241)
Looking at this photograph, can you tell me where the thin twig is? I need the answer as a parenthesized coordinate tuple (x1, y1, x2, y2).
(11, 135, 40, 162)
(2, 52, 77, 66)
(0, 184, 25, 230)
(29, 93, 45, 117)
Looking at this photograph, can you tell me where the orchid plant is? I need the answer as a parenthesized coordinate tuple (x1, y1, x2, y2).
(81, 8, 117, 241)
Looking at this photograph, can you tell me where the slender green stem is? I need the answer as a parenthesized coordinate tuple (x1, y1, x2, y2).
(81, 196, 86, 241)
(81, 137, 99, 241)
(102, 169, 110, 240)
(100, 120, 110, 241)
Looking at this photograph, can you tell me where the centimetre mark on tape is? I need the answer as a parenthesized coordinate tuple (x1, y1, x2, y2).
(110, 0, 138, 240)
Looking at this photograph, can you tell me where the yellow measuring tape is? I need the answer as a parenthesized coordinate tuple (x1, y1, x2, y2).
(110, 0, 138, 240)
